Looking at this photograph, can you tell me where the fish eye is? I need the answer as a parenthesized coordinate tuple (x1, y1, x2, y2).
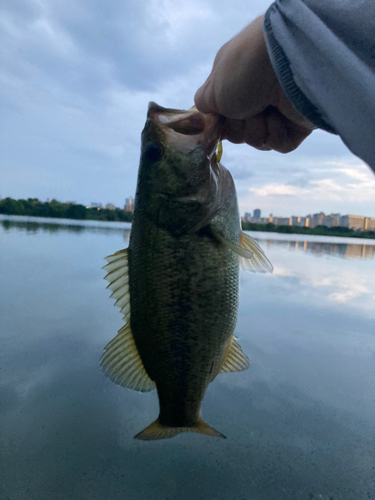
(143, 142, 162, 163)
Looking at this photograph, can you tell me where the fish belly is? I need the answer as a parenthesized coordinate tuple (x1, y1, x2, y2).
(128, 215, 239, 427)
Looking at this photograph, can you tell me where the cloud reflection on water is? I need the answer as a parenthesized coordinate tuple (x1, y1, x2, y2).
(244, 235, 375, 315)
(1, 221, 374, 500)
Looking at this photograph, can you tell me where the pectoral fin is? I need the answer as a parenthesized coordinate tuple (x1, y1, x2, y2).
(219, 335, 250, 374)
(238, 232, 273, 273)
(212, 230, 273, 273)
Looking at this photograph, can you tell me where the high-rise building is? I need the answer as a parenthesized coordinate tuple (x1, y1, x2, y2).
(253, 208, 261, 219)
(271, 217, 290, 226)
(340, 215, 365, 230)
(324, 214, 340, 228)
(124, 197, 134, 212)
(309, 212, 326, 228)
(290, 216, 309, 227)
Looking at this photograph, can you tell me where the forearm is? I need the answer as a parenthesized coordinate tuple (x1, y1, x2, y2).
(263, 0, 375, 170)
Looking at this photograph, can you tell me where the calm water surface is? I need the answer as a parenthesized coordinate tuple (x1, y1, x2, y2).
(0, 218, 374, 500)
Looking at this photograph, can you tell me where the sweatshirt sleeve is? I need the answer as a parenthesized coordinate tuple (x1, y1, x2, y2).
(263, 0, 375, 171)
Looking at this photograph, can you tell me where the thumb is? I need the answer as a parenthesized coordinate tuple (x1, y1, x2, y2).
(194, 75, 219, 114)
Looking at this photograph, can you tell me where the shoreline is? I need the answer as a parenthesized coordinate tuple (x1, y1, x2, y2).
(0, 214, 132, 230)
(1, 214, 375, 245)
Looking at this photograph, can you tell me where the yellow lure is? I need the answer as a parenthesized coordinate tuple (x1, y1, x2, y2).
(216, 141, 223, 163)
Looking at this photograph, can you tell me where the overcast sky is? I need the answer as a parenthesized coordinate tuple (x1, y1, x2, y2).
(1, 0, 374, 217)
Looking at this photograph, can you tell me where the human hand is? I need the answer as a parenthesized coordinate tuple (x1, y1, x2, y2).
(194, 16, 315, 153)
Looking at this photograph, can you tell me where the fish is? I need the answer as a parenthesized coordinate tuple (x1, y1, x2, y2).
(100, 102, 273, 440)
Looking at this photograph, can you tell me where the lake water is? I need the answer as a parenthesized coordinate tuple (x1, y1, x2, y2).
(0, 217, 374, 500)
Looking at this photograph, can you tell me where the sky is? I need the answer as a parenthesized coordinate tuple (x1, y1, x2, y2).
(1, 0, 374, 218)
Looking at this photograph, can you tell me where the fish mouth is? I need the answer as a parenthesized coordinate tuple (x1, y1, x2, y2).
(146, 102, 225, 157)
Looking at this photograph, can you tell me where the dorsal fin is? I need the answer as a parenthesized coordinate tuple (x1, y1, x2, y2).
(219, 335, 250, 374)
(100, 323, 156, 392)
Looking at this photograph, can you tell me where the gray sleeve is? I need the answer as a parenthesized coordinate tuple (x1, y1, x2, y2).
(263, 0, 375, 171)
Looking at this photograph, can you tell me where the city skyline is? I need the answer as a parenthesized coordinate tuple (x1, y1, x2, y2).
(243, 209, 375, 231)
(243, 207, 375, 220)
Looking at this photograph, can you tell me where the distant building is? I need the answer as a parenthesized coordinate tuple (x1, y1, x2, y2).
(105, 203, 116, 210)
(253, 208, 261, 219)
(364, 217, 375, 231)
(242, 212, 268, 224)
(340, 215, 365, 230)
(289, 216, 298, 226)
(309, 212, 326, 228)
(88, 202, 102, 209)
(290, 216, 309, 227)
(271, 217, 290, 226)
(124, 197, 134, 213)
(65, 200, 76, 205)
(243, 210, 375, 231)
(324, 214, 340, 228)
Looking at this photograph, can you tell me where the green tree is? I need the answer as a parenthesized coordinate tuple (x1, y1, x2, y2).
(66, 204, 87, 220)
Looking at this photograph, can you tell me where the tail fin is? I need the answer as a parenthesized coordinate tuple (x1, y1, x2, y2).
(134, 418, 226, 441)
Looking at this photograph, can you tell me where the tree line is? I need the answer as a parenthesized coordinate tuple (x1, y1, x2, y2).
(0, 197, 133, 222)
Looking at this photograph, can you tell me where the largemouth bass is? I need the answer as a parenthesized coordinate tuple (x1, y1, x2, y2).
(101, 103, 272, 440)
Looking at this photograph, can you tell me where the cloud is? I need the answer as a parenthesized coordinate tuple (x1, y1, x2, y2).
(149, 0, 213, 43)
(237, 158, 375, 217)
(250, 184, 299, 197)
(1, 0, 373, 215)
(338, 166, 374, 182)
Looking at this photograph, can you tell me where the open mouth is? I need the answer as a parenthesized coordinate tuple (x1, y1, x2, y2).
(147, 102, 224, 156)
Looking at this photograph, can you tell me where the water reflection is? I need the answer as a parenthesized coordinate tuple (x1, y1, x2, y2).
(1, 219, 131, 242)
(263, 238, 375, 260)
(1, 219, 374, 500)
